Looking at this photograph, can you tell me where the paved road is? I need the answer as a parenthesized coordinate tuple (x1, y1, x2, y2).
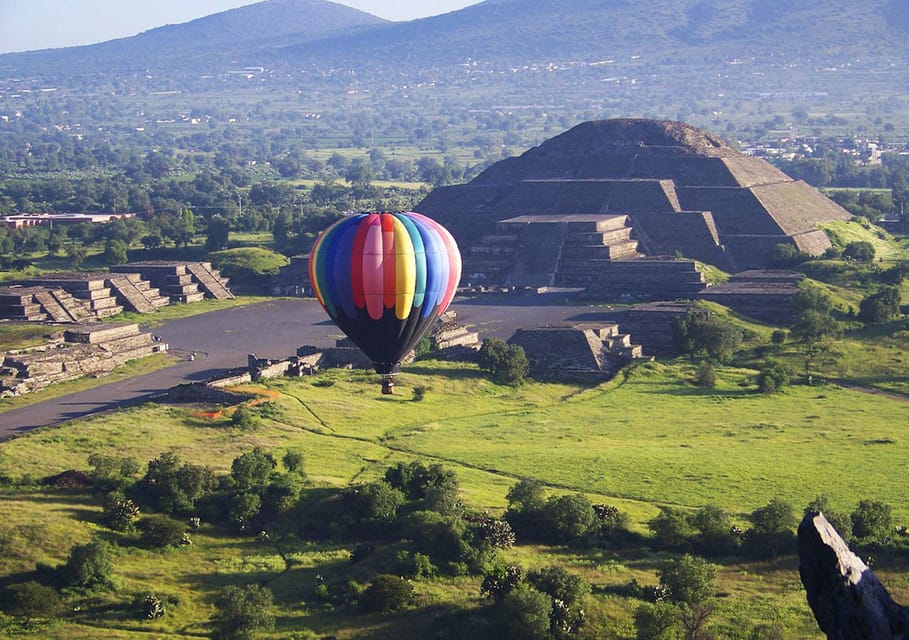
(0, 295, 609, 439)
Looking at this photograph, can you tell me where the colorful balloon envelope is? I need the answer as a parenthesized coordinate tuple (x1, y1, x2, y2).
(309, 212, 462, 387)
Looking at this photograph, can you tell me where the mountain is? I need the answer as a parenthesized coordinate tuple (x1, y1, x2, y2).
(0, 0, 387, 74)
(3, 0, 908, 77)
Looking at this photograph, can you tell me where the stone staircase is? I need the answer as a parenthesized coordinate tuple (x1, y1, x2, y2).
(185, 262, 234, 300)
(112, 262, 233, 303)
(467, 214, 642, 287)
(20, 274, 124, 318)
(0, 286, 95, 323)
(106, 274, 170, 313)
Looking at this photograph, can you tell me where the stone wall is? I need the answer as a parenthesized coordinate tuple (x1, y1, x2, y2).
(1, 323, 167, 396)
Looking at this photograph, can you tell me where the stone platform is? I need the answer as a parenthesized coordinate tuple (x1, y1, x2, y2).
(1, 323, 167, 396)
(111, 261, 233, 302)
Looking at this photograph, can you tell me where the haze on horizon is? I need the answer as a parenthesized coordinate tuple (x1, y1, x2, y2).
(0, 0, 480, 54)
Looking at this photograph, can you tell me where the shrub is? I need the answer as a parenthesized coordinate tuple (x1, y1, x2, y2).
(231, 405, 259, 430)
(230, 448, 276, 491)
(757, 360, 791, 394)
(138, 514, 187, 548)
(694, 360, 716, 388)
(673, 313, 743, 362)
(843, 240, 876, 263)
(635, 602, 681, 640)
(6, 581, 62, 623)
(359, 574, 414, 613)
(211, 584, 275, 640)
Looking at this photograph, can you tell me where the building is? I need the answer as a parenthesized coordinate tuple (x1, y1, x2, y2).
(0, 212, 137, 230)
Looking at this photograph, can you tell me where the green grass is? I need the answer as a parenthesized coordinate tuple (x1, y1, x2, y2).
(0, 323, 58, 352)
(1, 359, 906, 638)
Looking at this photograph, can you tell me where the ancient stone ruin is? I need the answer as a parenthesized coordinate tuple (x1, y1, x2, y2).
(417, 119, 850, 292)
(0, 261, 234, 324)
(799, 512, 909, 639)
(110, 261, 233, 302)
(508, 323, 646, 383)
(1, 323, 167, 396)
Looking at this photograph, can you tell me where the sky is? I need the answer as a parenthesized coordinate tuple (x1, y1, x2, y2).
(0, 0, 481, 54)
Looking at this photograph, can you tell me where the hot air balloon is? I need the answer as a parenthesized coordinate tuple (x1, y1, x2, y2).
(309, 212, 462, 394)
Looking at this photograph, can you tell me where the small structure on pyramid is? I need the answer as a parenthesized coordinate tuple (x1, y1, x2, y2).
(416, 119, 850, 292)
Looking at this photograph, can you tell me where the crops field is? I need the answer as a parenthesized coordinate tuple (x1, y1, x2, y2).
(0, 359, 906, 638)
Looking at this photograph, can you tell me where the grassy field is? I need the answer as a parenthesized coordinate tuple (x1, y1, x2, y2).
(1, 359, 906, 638)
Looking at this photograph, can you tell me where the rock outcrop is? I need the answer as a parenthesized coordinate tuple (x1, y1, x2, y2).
(798, 512, 909, 639)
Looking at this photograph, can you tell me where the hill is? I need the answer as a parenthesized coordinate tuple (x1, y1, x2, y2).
(2, 0, 908, 81)
(0, 0, 387, 74)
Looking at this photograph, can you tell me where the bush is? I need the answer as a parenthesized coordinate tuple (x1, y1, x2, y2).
(673, 313, 743, 362)
(694, 360, 716, 388)
(231, 405, 259, 430)
(211, 584, 275, 640)
(635, 602, 681, 640)
(359, 574, 415, 613)
(138, 514, 187, 548)
(6, 581, 62, 623)
(843, 240, 876, 263)
(756, 359, 791, 394)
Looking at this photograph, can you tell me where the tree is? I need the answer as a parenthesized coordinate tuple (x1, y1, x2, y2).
(230, 448, 276, 491)
(791, 309, 842, 343)
(477, 338, 529, 385)
(851, 500, 893, 543)
(66, 244, 88, 268)
(542, 493, 596, 544)
(495, 584, 552, 640)
(673, 313, 742, 362)
(347, 481, 406, 522)
(6, 581, 62, 624)
(859, 286, 902, 323)
(843, 240, 875, 263)
(62, 539, 114, 589)
(205, 215, 230, 251)
(658, 555, 715, 605)
(104, 239, 128, 265)
(211, 584, 275, 640)
(136, 451, 216, 515)
(649, 508, 696, 550)
(745, 498, 796, 558)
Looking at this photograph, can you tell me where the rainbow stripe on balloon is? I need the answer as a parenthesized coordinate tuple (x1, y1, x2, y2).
(309, 212, 461, 322)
